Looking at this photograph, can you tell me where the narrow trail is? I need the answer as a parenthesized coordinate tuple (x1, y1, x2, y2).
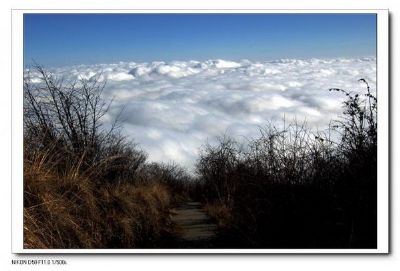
(170, 201, 218, 247)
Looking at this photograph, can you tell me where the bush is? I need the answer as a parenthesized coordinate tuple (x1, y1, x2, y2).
(23, 66, 176, 248)
(196, 79, 377, 248)
(24, 65, 147, 183)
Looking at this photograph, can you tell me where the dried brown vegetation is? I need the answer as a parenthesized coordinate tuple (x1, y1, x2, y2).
(23, 66, 184, 248)
(24, 159, 173, 248)
(203, 202, 233, 229)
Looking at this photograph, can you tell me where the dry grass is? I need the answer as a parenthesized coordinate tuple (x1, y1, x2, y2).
(23, 66, 180, 249)
(24, 157, 173, 249)
(204, 202, 233, 229)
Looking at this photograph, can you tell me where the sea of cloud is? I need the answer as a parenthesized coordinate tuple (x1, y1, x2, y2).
(28, 57, 376, 171)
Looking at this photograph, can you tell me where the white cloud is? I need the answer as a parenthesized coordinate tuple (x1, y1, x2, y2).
(34, 57, 376, 171)
(107, 72, 134, 81)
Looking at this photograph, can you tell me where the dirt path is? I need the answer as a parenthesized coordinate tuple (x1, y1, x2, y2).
(170, 201, 217, 246)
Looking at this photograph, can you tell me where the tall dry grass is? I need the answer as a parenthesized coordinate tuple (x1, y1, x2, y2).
(23, 66, 183, 248)
(23, 146, 174, 248)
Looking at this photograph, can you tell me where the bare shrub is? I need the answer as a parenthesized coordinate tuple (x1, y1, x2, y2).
(23, 65, 175, 248)
(196, 136, 241, 207)
(196, 79, 377, 248)
(24, 65, 147, 183)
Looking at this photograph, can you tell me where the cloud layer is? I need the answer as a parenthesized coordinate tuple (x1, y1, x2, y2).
(29, 57, 376, 171)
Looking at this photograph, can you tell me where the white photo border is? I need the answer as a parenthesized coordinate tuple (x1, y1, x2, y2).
(11, 9, 389, 254)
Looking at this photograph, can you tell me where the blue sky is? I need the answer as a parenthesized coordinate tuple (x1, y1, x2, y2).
(24, 13, 376, 67)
